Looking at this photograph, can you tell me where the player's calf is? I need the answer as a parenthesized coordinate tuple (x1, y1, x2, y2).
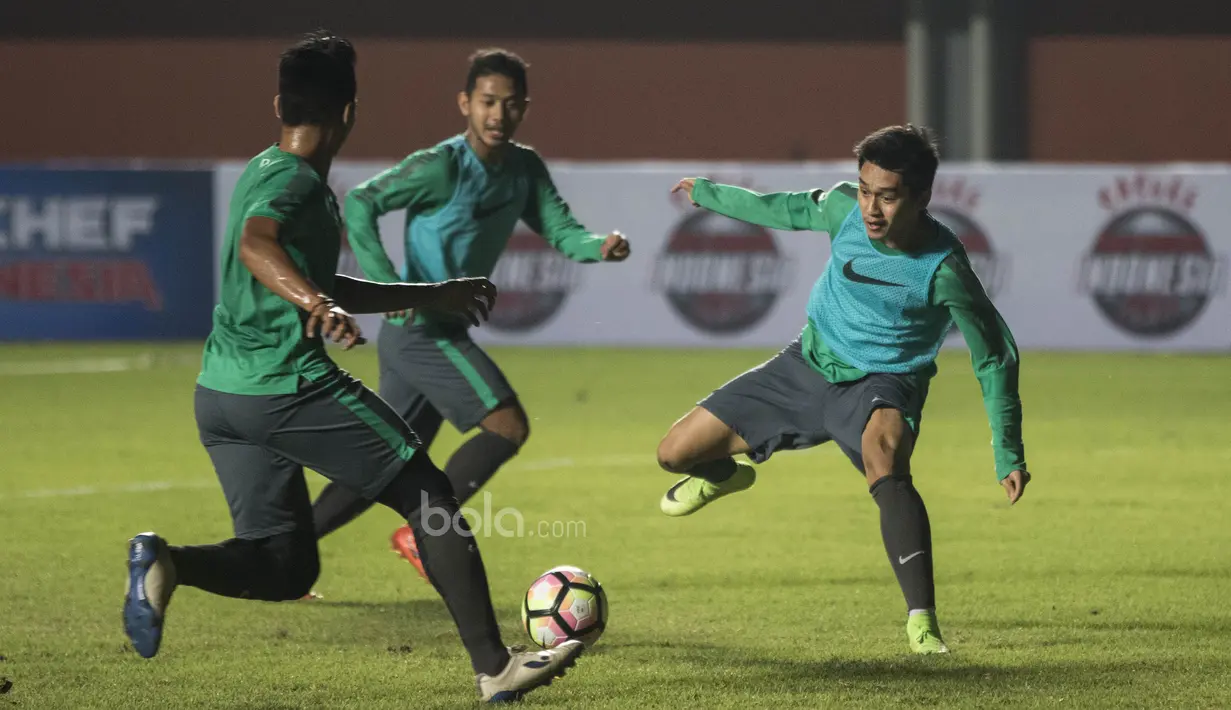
(375, 457, 511, 678)
(861, 409, 940, 650)
(165, 531, 319, 602)
(439, 402, 527, 505)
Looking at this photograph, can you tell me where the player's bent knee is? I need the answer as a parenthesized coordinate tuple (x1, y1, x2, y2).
(657, 407, 744, 473)
(656, 435, 695, 474)
(377, 458, 460, 531)
(497, 420, 530, 448)
(861, 409, 912, 484)
(261, 531, 320, 600)
(282, 557, 320, 600)
(481, 403, 530, 448)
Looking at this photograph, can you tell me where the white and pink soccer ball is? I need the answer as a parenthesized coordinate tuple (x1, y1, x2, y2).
(521, 565, 608, 649)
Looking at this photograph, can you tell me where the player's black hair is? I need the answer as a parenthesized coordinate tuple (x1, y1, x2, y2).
(465, 48, 529, 97)
(854, 124, 940, 196)
(278, 30, 357, 126)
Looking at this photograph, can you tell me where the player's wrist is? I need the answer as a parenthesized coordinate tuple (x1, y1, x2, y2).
(304, 294, 337, 313)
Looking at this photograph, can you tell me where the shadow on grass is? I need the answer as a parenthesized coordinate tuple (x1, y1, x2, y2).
(963, 616, 1231, 634)
(601, 641, 1218, 698)
(284, 598, 523, 649)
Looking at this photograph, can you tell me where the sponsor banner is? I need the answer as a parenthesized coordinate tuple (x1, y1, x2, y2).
(214, 161, 1231, 351)
(941, 167, 1230, 350)
(1, 168, 214, 340)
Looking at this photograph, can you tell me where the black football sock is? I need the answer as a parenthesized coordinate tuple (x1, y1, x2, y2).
(690, 457, 737, 483)
(443, 430, 521, 505)
(376, 462, 509, 677)
(170, 530, 319, 601)
(312, 482, 378, 539)
(870, 475, 936, 612)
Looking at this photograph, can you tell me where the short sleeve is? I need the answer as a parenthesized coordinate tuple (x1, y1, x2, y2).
(245, 158, 321, 224)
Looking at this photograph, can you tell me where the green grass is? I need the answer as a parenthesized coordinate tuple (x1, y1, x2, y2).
(1, 343, 1229, 709)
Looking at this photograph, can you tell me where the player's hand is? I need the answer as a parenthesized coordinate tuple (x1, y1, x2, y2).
(671, 178, 700, 206)
(428, 277, 498, 327)
(600, 232, 630, 262)
(1000, 470, 1031, 505)
(385, 309, 414, 320)
(305, 299, 365, 350)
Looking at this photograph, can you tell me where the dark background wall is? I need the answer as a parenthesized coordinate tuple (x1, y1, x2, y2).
(2, 0, 1227, 162)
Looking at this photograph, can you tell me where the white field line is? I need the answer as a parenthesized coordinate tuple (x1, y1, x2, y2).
(0, 454, 656, 502)
(0, 353, 201, 377)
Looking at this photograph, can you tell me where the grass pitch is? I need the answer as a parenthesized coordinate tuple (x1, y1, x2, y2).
(1, 343, 1229, 708)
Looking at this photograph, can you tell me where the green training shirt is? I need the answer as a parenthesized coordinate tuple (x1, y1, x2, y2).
(693, 178, 1026, 480)
(344, 134, 604, 324)
(198, 145, 342, 395)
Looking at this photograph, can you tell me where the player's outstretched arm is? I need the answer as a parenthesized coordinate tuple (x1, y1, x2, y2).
(673, 178, 829, 232)
(522, 150, 629, 263)
(933, 252, 1031, 504)
(239, 216, 364, 349)
(333, 275, 497, 328)
(345, 150, 456, 282)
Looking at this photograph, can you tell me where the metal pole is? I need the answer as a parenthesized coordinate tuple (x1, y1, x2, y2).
(969, 0, 994, 161)
(905, 0, 931, 128)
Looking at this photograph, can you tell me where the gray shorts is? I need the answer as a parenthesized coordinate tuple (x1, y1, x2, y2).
(195, 368, 421, 539)
(699, 339, 929, 473)
(377, 319, 517, 434)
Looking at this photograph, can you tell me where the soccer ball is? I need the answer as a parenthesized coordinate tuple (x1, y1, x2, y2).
(521, 565, 608, 649)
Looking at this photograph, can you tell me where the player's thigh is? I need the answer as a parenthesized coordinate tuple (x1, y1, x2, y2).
(376, 326, 445, 447)
(823, 372, 929, 477)
(691, 339, 832, 464)
(221, 370, 423, 501)
(195, 386, 311, 539)
(657, 406, 749, 471)
(379, 319, 516, 433)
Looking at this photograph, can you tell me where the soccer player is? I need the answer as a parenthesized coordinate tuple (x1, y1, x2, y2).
(121, 31, 584, 703)
(655, 125, 1031, 654)
(308, 48, 630, 576)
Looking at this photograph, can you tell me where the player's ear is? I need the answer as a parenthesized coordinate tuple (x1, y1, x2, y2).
(273, 95, 282, 120)
(457, 91, 471, 117)
(917, 188, 932, 210)
(342, 100, 356, 128)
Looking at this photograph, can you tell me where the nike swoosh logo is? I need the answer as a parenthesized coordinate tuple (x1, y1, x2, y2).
(473, 199, 515, 220)
(898, 551, 926, 565)
(665, 479, 689, 503)
(842, 259, 906, 288)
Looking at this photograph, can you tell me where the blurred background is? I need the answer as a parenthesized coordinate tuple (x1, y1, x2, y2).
(3, 0, 1229, 162)
(0, 0, 1228, 345)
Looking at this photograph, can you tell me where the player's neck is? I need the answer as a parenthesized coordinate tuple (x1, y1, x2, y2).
(465, 130, 507, 166)
(881, 214, 935, 252)
(279, 126, 338, 178)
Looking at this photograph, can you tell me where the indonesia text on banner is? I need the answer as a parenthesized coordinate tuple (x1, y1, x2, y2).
(0, 168, 215, 340)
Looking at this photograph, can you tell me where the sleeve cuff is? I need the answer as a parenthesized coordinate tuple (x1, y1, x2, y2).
(578, 235, 606, 261)
(244, 207, 290, 223)
(691, 178, 718, 208)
